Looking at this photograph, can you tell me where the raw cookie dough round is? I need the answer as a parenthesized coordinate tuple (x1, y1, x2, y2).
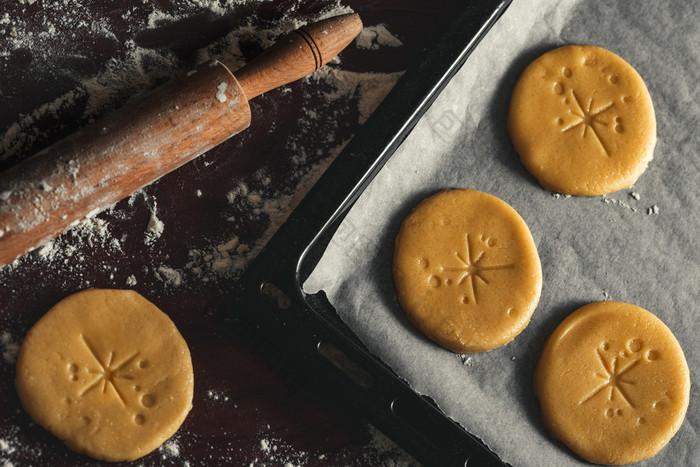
(508, 45, 656, 196)
(15, 289, 194, 462)
(534, 301, 690, 465)
(393, 189, 542, 353)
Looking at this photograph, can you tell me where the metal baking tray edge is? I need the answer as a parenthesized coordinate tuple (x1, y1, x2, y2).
(232, 2, 512, 465)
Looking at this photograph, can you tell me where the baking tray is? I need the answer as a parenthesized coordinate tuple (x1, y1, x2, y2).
(233, 1, 512, 466)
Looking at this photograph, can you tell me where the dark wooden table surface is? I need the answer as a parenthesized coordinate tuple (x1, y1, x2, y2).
(0, 0, 462, 465)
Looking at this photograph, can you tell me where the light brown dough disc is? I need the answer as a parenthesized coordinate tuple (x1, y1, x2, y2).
(393, 189, 542, 353)
(535, 301, 690, 465)
(508, 45, 656, 196)
(15, 289, 194, 462)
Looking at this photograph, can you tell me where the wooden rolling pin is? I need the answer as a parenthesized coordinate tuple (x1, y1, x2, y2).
(0, 13, 362, 267)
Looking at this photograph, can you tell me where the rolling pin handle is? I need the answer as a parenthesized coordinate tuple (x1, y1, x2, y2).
(234, 13, 363, 100)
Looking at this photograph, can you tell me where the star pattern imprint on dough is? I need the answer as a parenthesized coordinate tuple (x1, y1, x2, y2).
(561, 90, 615, 156)
(440, 233, 513, 304)
(78, 334, 139, 406)
(579, 347, 639, 408)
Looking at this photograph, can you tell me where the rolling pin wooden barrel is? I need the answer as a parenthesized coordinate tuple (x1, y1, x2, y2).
(0, 13, 362, 267)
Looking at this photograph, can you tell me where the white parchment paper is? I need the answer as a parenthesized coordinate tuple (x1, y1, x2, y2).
(305, 0, 699, 465)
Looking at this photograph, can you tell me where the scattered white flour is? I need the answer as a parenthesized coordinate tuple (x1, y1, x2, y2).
(248, 435, 312, 467)
(249, 425, 416, 466)
(90, 50, 175, 118)
(78, 217, 116, 245)
(5, 213, 123, 272)
(364, 425, 418, 466)
(125, 274, 137, 286)
(0, 426, 20, 467)
(355, 24, 403, 50)
(185, 154, 340, 282)
(206, 389, 230, 402)
(36, 242, 55, 259)
(216, 81, 228, 103)
(226, 182, 249, 204)
(306, 68, 404, 124)
(144, 204, 165, 246)
(2, 18, 177, 160)
(0, 439, 15, 455)
(551, 192, 571, 199)
(159, 440, 180, 459)
(600, 191, 656, 214)
(1, 332, 19, 365)
(186, 236, 243, 280)
(146, 9, 179, 29)
(155, 266, 182, 287)
(1, 91, 81, 162)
